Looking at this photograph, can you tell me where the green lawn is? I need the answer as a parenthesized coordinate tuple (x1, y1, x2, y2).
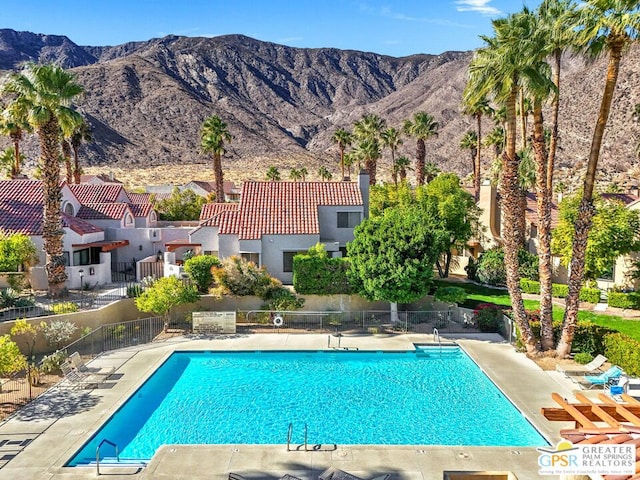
(434, 279, 640, 342)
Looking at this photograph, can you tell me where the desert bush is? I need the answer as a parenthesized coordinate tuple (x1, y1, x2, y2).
(50, 302, 78, 315)
(573, 352, 593, 364)
(41, 320, 77, 349)
(39, 350, 68, 374)
(0, 335, 26, 376)
(127, 284, 144, 298)
(213, 256, 280, 298)
(262, 287, 305, 311)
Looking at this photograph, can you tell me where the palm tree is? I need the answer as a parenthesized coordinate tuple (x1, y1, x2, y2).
(484, 126, 505, 159)
(381, 127, 403, 185)
(353, 113, 386, 141)
(70, 118, 92, 184)
(517, 93, 533, 151)
(462, 98, 493, 200)
(318, 166, 332, 181)
(353, 138, 381, 185)
(393, 156, 412, 184)
(332, 128, 352, 180)
(460, 131, 478, 187)
(61, 138, 73, 184)
(0, 104, 31, 178)
(557, 0, 640, 358)
(424, 161, 441, 184)
(538, 0, 578, 194)
(299, 166, 308, 182)
(289, 168, 302, 181)
(2, 63, 84, 296)
(0, 147, 23, 178)
(466, 11, 539, 354)
(403, 111, 439, 186)
(343, 152, 354, 179)
(201, 115, 232, 203)
(266, 166, 281, 181)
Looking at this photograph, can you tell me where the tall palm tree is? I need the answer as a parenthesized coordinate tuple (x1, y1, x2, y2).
(424, 161, 441, 184)
(353, 113, 386, 141)
(393, 156, 412, 184)
(557, 0, 640, 358)
(460, 130, 478, 186)
(266, 166, 281, 181)
(2, 63, 84, 296)
(353, 138, 381, 185)
(343, 152, 354, 179)
(201, 115, 232, 203)
(331, 128, 352, 180)
(462, 98, 493, 200)
(0, 104, 31, 178)
(61, 138, 73, 184)
(466, 11, 539, 354)
(299, 166, 308, 182)
(517, 93, 533, 151)
(380, 127, 403, 185)
(538, 0, 578, 194)
(0, 147, 23, 178)
(403, 111, 439, 186)
(484, 126, 505, 159)
(70, 118, 92, 184)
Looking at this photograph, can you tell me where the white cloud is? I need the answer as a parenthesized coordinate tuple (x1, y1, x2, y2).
(359, 2, 472, 28)
(277, 36, 304, 44)
(454, 0, 502, 16)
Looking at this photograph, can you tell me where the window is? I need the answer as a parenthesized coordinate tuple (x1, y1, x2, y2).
(283, 251, 306, 273)
(73, 247, 101, 266)
(63, 202, 74, 216)
(125, 214, 134, 226)
(62, 251, 70, 266)
(530, 224, 538, 239)
(598, 264, 614, 281)
(337, 212, 360, 228)
(339, 247, 348, 258)
(240, 252, 259, 265)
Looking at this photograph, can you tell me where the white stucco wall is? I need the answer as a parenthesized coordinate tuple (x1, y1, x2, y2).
(317, 205, 362, 246)
(260, 234, 319, 284)
(190, 226, 219, 254)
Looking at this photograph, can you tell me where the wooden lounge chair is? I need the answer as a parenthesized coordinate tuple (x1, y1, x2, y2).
(556, 354, 607, 376)
(69, 352, 115, 377)
(60, 360, 107, 388)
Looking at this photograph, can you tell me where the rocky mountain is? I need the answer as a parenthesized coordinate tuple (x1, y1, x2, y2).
(1, 28, 639, 187)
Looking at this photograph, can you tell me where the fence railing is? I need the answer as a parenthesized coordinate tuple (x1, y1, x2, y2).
(237, 308, 475, 334)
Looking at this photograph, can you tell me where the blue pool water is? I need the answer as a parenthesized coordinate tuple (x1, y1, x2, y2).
(68, 348, 547, 465)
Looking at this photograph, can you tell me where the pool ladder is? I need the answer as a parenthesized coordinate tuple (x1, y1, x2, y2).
(96, 438, 119, 476)
(433, 328, 442, 355)
(286, 422, 308, 451)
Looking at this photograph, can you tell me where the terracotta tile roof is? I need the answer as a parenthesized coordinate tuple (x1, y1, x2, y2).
(0, 179, 44, 235)
(128, 203, 153, 217)
(602, 193, 640, 205)
(61, 213, 103, 235)
(69, 184, 128, 204)
(188, 180, 216, 193)
(219, 181, 362, 240)
(199, 202, 239, 221)
(77, 203, 132, 220)
(126, 193, 153, 205)
(80, 174, 122, 184)
(524, 193, 561, 229)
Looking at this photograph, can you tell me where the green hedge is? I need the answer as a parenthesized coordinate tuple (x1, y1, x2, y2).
(527, 318, 616, 355)
(608, 291, 640, 310)
(518, 279, 599, 303)
(604, 333, 640, 376)
(293, 255, 354, 295)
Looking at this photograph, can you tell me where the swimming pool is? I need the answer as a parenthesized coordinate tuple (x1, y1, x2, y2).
(68, 348, 547, 465)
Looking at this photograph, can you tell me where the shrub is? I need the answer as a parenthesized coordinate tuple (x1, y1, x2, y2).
(573, 352, 593, 365)
(579, 287, 601, 304)
(604, 333, 640, 377)
(434, 286, 467, 305)
(293, 244, 354, 294)
(0, 334, 26, 376)
(473, 303, 503, 333)
(520, 279, 540, 294)
(50, 302, 78, 314)
(572, 322, 616, 356)
(475, 247, 538, 286)
(262, 287, 305, 311)
(184, 255, 222, 293)
(41, 320, 77, 349)
(127, 284, 144, 298)
(0, 288, 19, 309)
(39, 350, 68, 374)
(212, 256, 277, 297)
(607, 291, 640, 310)
(552, 283, 569, 298)
(464, 257, 477, 281)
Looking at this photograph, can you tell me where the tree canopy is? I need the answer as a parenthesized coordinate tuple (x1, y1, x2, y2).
(153, 187, 207, 221)
(0, 230, 37, 272)
(346, 206, 439, 304)
(552, 193, 640, 280)
(135, 276, 200, 319)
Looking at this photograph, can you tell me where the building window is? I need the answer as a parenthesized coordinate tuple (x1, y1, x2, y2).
(598, 264, 614, 281)
(530, 224, 538, 239)
(63, 202, 74, 216)
(125, 213, 134, 226)
(337, 212, 360, 228)
(240, 252, 259, 265)
(73, 247, 101, 266)
(283, 251, 306, 273)
(339, 247, 348, 258)
(62, 251, 70, 266)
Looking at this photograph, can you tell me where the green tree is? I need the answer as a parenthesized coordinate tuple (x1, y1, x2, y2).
(0, 230, 37, 272)
(424, 173, 482, 278)
(461, 97, 493, 200)
(135, 276, 200, 324)
(459, 130, 478, 188)
(69, 118, 92, 184)
(184, 254, 222, 293)
(381, 127, 403, 185)
(289, 168, 302, 181)
(0, 335, 26, 377)
(352, 137, 381, 186)
(403, 111, 439, 186)
(298, 167, 308, 181)
(0, 103, 31, 178)
(552, 194, 640, 281)
(201, 115, 232, 203)
(558, 0, 640, 358)
(154, 187, 206, 221)
(2, 63, 84, 297)
(0, 147, 25, 179)
(318, 166, 332, 181)
(266, 166, 281, 181)
(393, 156, 411, 185)
(332, 128, 352, 180)
(347, 206, 440, 322)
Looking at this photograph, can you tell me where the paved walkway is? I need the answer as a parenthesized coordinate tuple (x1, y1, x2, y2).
(0, 333, 586, 480)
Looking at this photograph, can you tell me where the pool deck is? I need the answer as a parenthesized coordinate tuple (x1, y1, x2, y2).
(0, 333, 586, 480)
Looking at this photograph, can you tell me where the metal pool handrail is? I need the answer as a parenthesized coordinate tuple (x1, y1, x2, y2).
(96, 438, 119, 476)
(287, 422, 293, 451)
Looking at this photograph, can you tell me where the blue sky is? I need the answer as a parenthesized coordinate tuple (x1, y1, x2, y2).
(4, 0, 542, 57)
